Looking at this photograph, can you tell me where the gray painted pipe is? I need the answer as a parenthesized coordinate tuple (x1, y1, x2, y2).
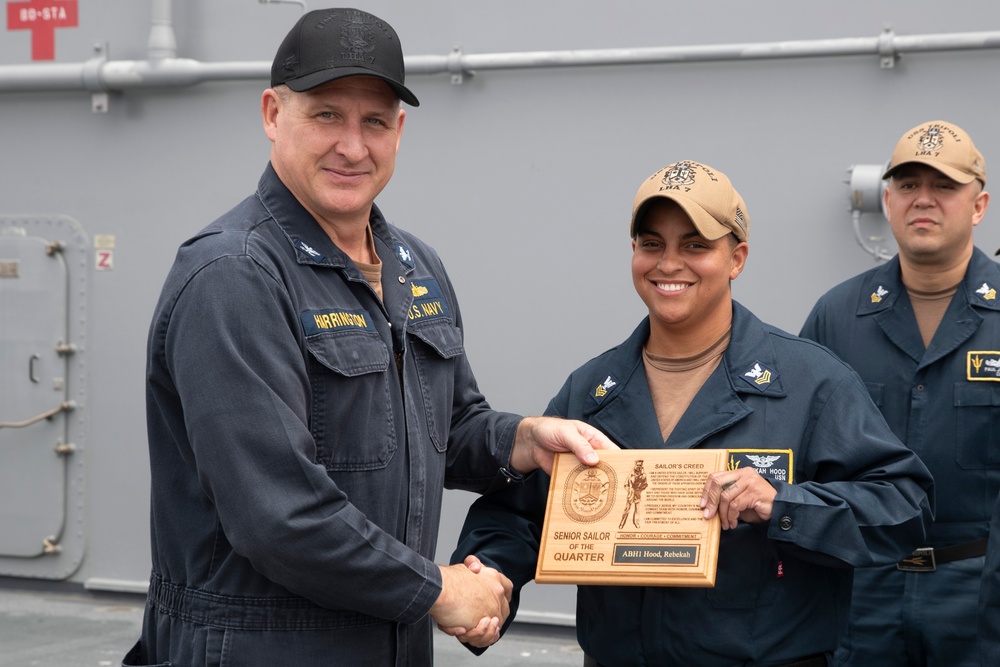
(1, 28, 999, 93)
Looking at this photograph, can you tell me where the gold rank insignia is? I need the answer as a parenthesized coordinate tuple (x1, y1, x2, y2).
(976, 283, 997, 301)
(592, 375, 618, 404)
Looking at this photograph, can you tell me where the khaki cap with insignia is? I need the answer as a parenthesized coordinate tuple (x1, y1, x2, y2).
(883, 120, 985, 185)
(630, 160, 749, 242)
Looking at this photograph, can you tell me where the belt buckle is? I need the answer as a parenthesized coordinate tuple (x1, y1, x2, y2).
(897, 546, 936, 572)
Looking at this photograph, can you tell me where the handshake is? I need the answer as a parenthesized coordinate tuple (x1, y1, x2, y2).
(430, 555, 512, 648)
(429, 416, 619, 648)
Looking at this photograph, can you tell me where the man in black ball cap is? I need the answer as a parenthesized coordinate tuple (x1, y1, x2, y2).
(122, 8, 614, 666)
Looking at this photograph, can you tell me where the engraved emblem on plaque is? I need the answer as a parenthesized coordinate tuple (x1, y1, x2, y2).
(564, 462, 616, 523)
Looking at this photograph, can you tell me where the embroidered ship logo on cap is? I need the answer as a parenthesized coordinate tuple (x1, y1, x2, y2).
(917, 127, 944, 153)
(976, 282, 997, 301)
(871, 285, 889, 303)
(340, 10, 377, 60)
(663, 161, 696, 188)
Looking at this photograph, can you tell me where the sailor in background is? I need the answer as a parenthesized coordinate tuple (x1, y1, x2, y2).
(801, 120, 996, 667)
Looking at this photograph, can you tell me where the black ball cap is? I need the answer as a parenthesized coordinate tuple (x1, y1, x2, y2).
(270, 7, 419, 106)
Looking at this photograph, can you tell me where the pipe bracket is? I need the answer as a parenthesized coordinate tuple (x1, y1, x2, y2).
(447, 46, 470, 85)
(878, 27, 898, 69)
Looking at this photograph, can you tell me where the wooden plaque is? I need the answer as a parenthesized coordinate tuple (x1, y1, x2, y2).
(535, 449, 728, 587)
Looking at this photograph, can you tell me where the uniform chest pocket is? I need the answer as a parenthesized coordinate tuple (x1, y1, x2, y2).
(707, 524, 773, 609)
(954, 382, 1000, 469)
(305, 331, 395, 471)
(408, 320, 463, 452)
(865, 382, 884, 407)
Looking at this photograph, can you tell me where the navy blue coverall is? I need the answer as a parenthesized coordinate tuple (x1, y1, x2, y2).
(979, 489, 1000, 666)
(124, 164, 523, 667)
(800, 248, 1000, 667)
(455, 303, 933, 667)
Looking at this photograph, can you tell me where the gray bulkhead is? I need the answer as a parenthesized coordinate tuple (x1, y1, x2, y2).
(2, 0, 999, 625)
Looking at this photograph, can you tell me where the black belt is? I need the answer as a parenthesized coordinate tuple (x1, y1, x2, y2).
(897, 538, 988, 572)
(582, 653, 827, 666)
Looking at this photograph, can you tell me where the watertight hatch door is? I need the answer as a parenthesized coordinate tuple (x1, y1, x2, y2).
(0, 230, 71, 558)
